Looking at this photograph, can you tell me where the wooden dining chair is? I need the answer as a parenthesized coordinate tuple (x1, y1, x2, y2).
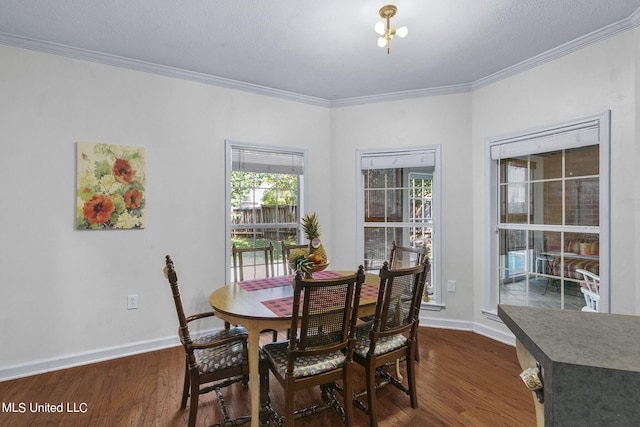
(281, 241, 309, 274)
(388, 241, 428, 361)
(163, 255, 252, 427)
(352, 260, 429, 427)
(260, 266, 365, 427)
(232, 242, 275, 282)
(389, 241, 427, 269)
(230, 242, 280, 341)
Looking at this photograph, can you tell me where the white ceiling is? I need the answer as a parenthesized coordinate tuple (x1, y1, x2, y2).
(1, 1, 640, 106)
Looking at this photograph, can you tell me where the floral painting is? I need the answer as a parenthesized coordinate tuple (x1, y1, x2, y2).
(76, 141, 146, 230)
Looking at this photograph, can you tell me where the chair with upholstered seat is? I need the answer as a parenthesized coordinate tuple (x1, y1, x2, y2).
(261, 266, 365, 426)
(576, 268, 600, 312)
(352, 260, 429, 427)
(281, 242, 309, 275)
(164, 255, 252, 427)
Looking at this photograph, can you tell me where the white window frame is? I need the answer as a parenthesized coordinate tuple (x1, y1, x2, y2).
(356, 145, 443, 309)
(225, 141, 308, 282)
(483, 112, 610, 320)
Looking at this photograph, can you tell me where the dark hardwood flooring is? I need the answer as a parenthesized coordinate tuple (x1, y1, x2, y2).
(0, 328, 535, 426)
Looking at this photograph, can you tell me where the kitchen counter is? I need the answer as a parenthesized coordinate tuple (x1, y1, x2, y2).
(498, 304, 640, 426)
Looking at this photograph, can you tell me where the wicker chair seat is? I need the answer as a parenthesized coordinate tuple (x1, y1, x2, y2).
(263, 341, 346, 379)
(354, 323, 407, 357)
(192, 327, 248, 374)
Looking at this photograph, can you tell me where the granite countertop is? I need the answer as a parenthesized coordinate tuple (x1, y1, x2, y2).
(498, 304, 640, 372)
(498, 304, 640, 426)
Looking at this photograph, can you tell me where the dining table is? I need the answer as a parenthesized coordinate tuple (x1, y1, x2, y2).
(209, 269, 381, 427)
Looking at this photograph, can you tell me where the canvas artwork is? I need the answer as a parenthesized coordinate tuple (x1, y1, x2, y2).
(76, 141, 146, 230)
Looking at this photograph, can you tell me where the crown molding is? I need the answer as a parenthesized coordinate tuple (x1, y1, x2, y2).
(1, 8, 639, 108)
(329, 83, 472, 107)
(0, 32, 332, 108)
(472, 12, 640, 91)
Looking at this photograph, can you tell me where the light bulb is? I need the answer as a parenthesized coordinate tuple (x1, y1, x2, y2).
(374, 21, 385, 35)
(377, 37, 387, 48)
(396, 26, 408, 38)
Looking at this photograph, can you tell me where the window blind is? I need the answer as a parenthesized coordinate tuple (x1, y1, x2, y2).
(361, 149, 436, 170)
(490, 121, 600, 160)
(232, 146, 304, 174)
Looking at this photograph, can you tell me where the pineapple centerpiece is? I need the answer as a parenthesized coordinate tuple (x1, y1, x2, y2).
(288, 249, 313, 278)
(301, 213, 329, 272)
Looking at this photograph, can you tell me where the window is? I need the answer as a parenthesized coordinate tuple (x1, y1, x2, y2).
(356, 147, 442, 307)
(226, 142, 307, 281)
(485, 113, 610, 315)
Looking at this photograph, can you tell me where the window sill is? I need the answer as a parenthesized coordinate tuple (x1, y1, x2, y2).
(482, 308, 503, 323)
(421, 301, 445, 312)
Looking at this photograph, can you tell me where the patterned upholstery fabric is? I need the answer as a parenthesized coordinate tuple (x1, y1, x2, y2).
(262, 341, 345, 379)
(193, 326, 248, 374)
(353, 323, 407, 358)
(552, 257, 599, 278)
(547, 239, 600, 278)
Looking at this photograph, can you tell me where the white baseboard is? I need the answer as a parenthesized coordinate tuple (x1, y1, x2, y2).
(2, 320, 516, 382)
(0, 335, 180, 382)
(420, 315, 475, 331)
(473, 322, 516, 346)
(419, 314, 516, 347)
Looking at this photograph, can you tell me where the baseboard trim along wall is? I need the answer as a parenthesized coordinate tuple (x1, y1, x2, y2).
(420, 316, 516, 347)
(1, 321, 516, 382)
(0, 335, 180, 382)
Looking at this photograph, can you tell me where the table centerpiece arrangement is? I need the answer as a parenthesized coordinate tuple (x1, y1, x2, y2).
(287, 213, 329, 277)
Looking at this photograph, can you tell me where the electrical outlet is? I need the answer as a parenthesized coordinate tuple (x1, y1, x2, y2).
(127, 294, 138, 310)
(447, 280, 456, 293)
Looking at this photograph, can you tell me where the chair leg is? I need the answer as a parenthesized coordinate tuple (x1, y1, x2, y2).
(366, 360, 378, 427)
(343, 364, 354, 427)
(180, 361, 190, 409)
(285, 381, 295, 427)
(407, 348, 418, 408)
(259, 353, 271, 426)
(188, 370, 200, 427)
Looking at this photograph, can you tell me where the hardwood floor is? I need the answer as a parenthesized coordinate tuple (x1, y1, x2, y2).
(0, 328, 535, 426)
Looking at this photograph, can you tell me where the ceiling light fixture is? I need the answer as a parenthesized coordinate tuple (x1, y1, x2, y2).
(374, 4, 408, 54)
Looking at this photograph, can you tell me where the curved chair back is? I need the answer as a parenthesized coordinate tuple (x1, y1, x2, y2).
(389, 241, 427, 270)
(232, 242, 275, 282)
(576, 268, 600, 312)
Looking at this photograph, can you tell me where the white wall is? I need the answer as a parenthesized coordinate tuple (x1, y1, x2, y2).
(330, 27, 640, 340)
(1, 25, 639, 379)
(0, 45, 331, 378)
(471, 28, 639, 335)
(330, 94, 475, 327)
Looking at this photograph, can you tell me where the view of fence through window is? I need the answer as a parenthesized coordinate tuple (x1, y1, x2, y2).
(230, 171, 301, 278)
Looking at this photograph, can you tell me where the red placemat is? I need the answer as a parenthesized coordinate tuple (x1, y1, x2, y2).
(236, 270, 344, 292)
(261, 282, 379, 317)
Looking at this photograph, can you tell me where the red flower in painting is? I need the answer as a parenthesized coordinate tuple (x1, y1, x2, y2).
(124, 188, 143, 209)
(113, 158, 135, 184)
(83, 194, 115, 225)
